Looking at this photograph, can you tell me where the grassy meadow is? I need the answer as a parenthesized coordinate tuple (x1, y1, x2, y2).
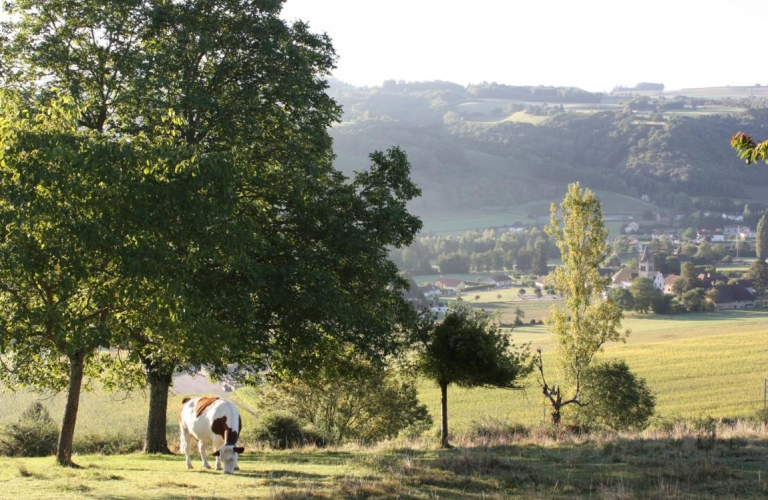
(5, 421, 768, 499)
(4, 310, 768, 498)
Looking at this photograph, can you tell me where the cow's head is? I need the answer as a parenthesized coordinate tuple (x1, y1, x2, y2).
(213, 445, 244, 474)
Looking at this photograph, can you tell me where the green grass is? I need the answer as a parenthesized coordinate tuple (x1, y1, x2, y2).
(501, 111, 548, 124)
(5, 422, 768, 499)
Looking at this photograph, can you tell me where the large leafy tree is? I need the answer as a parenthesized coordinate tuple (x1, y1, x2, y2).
(629, 277, 657, 314)
(672, 261, 703, 295)
(540, 183, 628, 424)
(746, 260, 768, 295)
(1, 0, 422, 459)
(410, 305, 530, 448)
(577, 360, 655, 431)
(0, 92, 149, 465)
(607, 287, 634, 312)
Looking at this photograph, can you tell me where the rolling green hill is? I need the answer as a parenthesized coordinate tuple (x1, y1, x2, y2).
(329, 80, 768, 225)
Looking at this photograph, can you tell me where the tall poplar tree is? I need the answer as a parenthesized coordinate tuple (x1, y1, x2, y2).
(539, 183, 628, 424)
(756, 214, 767, 263)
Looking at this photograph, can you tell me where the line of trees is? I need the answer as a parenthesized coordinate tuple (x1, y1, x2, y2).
(390, 228, 554, 276)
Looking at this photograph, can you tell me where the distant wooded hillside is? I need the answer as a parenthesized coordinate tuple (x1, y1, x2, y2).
(328, 80, 768, 214)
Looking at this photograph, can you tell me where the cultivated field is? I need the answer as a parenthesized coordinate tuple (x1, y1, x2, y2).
(411, 309, 768, 431)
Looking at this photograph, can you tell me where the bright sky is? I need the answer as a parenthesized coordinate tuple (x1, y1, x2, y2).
(280, 0, 768, 92)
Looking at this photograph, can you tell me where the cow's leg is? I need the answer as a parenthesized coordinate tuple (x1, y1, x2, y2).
(198, 439, 211, 469)
(180, 425, 193, 469)
(211, 436, 224, 470)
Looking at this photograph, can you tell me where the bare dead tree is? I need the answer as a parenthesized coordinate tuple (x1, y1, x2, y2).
(533, 348, 584, 425)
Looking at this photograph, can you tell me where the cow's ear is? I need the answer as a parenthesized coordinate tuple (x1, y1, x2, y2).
(234, 447, 244, 454)
(212, 450, 220, 457)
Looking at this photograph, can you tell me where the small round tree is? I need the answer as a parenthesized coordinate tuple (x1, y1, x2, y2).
(578, 360, 655, 431)
(410, 305, 531, 447)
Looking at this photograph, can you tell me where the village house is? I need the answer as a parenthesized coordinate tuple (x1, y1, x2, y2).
(535, 275, 551, 289)
(418, 284, 441, 298)
(722, 213, 744, 222)
(699, 272, 729, 288)
(435, 278, 465, 293)
(483, 274, 513, 287)
(712, 284, 756, 310)
(663, 274, 680, 294)
(697, 229, 724, 242)
(655, 212, 672, 224)
(740, 228, 756, 239)
(651, 230, 676, 241)
(611, 268, 638, 289)
(624, 222, 640, 234)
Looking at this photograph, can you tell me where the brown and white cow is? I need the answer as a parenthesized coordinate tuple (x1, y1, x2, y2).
(179, 396, 244, 474)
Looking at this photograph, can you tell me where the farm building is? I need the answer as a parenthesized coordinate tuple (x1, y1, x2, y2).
(712, 284, 756, 310)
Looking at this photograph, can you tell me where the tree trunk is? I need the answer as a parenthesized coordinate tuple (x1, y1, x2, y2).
(144, 362, 173, 454)
(551, 406, 562, 426)
(56, 350, 85, 467)
(440, 381, 451, 448)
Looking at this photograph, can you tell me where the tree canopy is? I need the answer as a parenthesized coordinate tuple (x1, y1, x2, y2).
(0, 0, 423, 462)
(410, 305, 530, 447)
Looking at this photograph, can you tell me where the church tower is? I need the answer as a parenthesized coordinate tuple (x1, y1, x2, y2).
(638, 244, 654, 278)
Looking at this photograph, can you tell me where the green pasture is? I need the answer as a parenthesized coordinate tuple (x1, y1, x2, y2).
(417, 310, 768, 432)
(417, 207, 545, 235)
(501, 111, 548, 125)
(417, 189, 661, 237)
(2, 310, 768, 451)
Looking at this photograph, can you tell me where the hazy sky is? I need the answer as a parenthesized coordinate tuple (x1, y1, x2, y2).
(281, 0, 768, 92)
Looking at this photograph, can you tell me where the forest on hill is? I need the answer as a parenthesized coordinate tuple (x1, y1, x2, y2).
(327, 80, 768, 214)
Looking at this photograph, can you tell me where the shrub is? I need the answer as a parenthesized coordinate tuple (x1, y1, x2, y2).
(576, 360, 656, 431)
(252, 412, 316, 449)
(468, 417, 527, 440)
(263, 352, 432, 445)
(0, 402, 58, 457)
(74, 430, 144, 455)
